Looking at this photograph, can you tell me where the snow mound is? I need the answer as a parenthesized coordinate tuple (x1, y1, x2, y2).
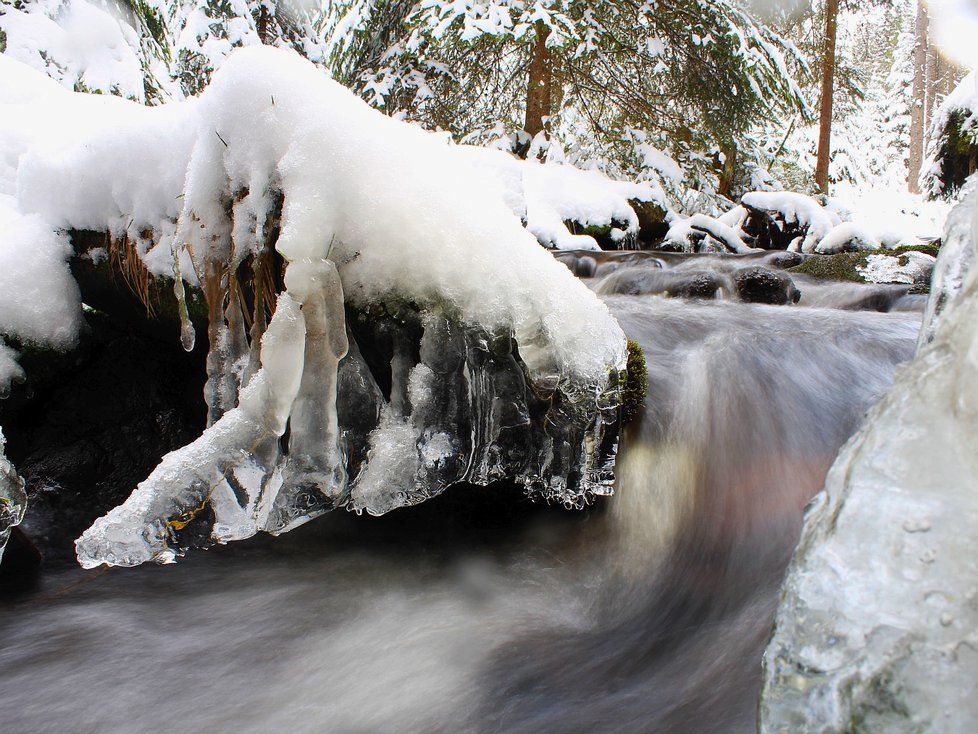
(0, 0, 146, 101)
(741, 191, 840, 252)
(760, 176, 978, 733)
(457, 144, 665, 251)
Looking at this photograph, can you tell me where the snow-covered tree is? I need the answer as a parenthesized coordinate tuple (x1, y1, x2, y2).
(337, 1, 806, 196)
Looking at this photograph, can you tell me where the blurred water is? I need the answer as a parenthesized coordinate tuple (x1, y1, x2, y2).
(0, 289, 920, 734)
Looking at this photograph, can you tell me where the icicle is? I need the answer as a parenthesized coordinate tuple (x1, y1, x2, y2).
(200, 260, 237, 426)
(172, 246, 196, 353)
(75, 294, 306, 568)
(266, 259, 349, 533)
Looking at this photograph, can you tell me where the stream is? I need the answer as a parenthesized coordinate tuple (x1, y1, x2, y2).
(0, 253, 921, 733)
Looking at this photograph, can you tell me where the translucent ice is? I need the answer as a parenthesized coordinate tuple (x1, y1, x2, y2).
(0, 428, 27, 563)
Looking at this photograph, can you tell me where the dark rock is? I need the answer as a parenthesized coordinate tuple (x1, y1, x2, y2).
(667, 272, 726, 300)
(734, 266, 801, 305)
(0, 310, 207, 561)
(762, 251, 805, 270)
(741, 203, 808, 251)
(0, 527, 42, 593)
(629, 199, 670, 246)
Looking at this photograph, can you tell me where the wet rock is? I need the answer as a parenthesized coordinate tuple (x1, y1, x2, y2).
(733, 266, 800, 305)
(594, 267, 724, 300)
(558, 254, 598, 278)
(762, 251, 804, 270)
(629, 198, 670, 246)
(0, 311, 206, 560)
(668, 272, 726, 300)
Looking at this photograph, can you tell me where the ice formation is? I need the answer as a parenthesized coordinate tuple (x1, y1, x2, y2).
(0, 48, 628, 566)
(920, 175, 978, 347)
(0, 428, 27, 563)
(760, 170, 978, 732)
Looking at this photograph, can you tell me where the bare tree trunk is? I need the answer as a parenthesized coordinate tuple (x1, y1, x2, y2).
(926, 43, 942, 128)
(908, 0, 928, 194)
(523, 21, 553, 141)
(257, 6, 268, 44)
(815, 0, 839, 194)
(718, 142, 738, 198)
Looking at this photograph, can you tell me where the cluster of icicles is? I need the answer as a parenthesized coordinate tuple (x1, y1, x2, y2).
(75, 198, 622, 569)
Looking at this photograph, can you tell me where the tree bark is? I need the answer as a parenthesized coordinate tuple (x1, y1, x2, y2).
(523, 20, 553, 142)
(908, 0, 928, 194)
(718, 141, 738, 198)
(815, 0, 839, 194)
(926, 43, 942, 129)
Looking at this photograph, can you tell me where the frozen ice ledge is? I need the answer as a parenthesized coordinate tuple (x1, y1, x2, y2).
(0, 48, 627, 567)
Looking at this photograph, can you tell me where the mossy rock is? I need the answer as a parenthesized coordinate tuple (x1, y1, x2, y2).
(788, 253, 869, 283)
(891, 242, 941, 259)
(621, 340, 648, 425)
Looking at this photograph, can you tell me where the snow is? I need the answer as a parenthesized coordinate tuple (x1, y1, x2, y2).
(816, 222, 881, 254)
(856, 251, 936, 284)
(688, 213, 756, 254)
(455, 144, 664, 251)
(520, 157, 660, 250)
(0, 342, 24, 394)
(741, 191, 839, 252)
(0, 0, 145, 101)
(760, 177, 978, 733)
(1, 46, 625, 382)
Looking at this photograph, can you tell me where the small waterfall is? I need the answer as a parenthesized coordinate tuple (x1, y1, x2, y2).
(478, 294, 919, 734)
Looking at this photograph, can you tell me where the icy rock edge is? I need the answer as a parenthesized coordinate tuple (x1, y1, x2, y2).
(65, 47, 627, 568)
(759, 178, 978, 731)
(0, 428, 27, 563)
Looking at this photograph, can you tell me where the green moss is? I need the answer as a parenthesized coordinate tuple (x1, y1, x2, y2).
(620, 340, 648, 425)
(892, 242, 941, 259)
(788, 253, 868, 283)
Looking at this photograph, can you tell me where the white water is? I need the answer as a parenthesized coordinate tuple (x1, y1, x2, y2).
(0, 284, 920, 733)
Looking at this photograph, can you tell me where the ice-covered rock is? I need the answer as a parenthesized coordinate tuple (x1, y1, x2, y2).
(920, 175, 978, 347)
(0, 428, 27, 563)
(856, 251, 936, 286)
(760, 166, 978, 733)
(7, 46, 629, 568)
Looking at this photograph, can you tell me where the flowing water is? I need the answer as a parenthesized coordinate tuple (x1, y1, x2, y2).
(0, 255, 921, 733)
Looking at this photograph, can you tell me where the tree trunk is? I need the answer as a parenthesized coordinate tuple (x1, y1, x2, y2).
(908, 0, 928, 194)
(523, 21, 553, 141)
(926, 43, 942, 129)
(814, 0, 839, 195)
(718, 142, 738, 198)
(257, 4, 271, 45)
